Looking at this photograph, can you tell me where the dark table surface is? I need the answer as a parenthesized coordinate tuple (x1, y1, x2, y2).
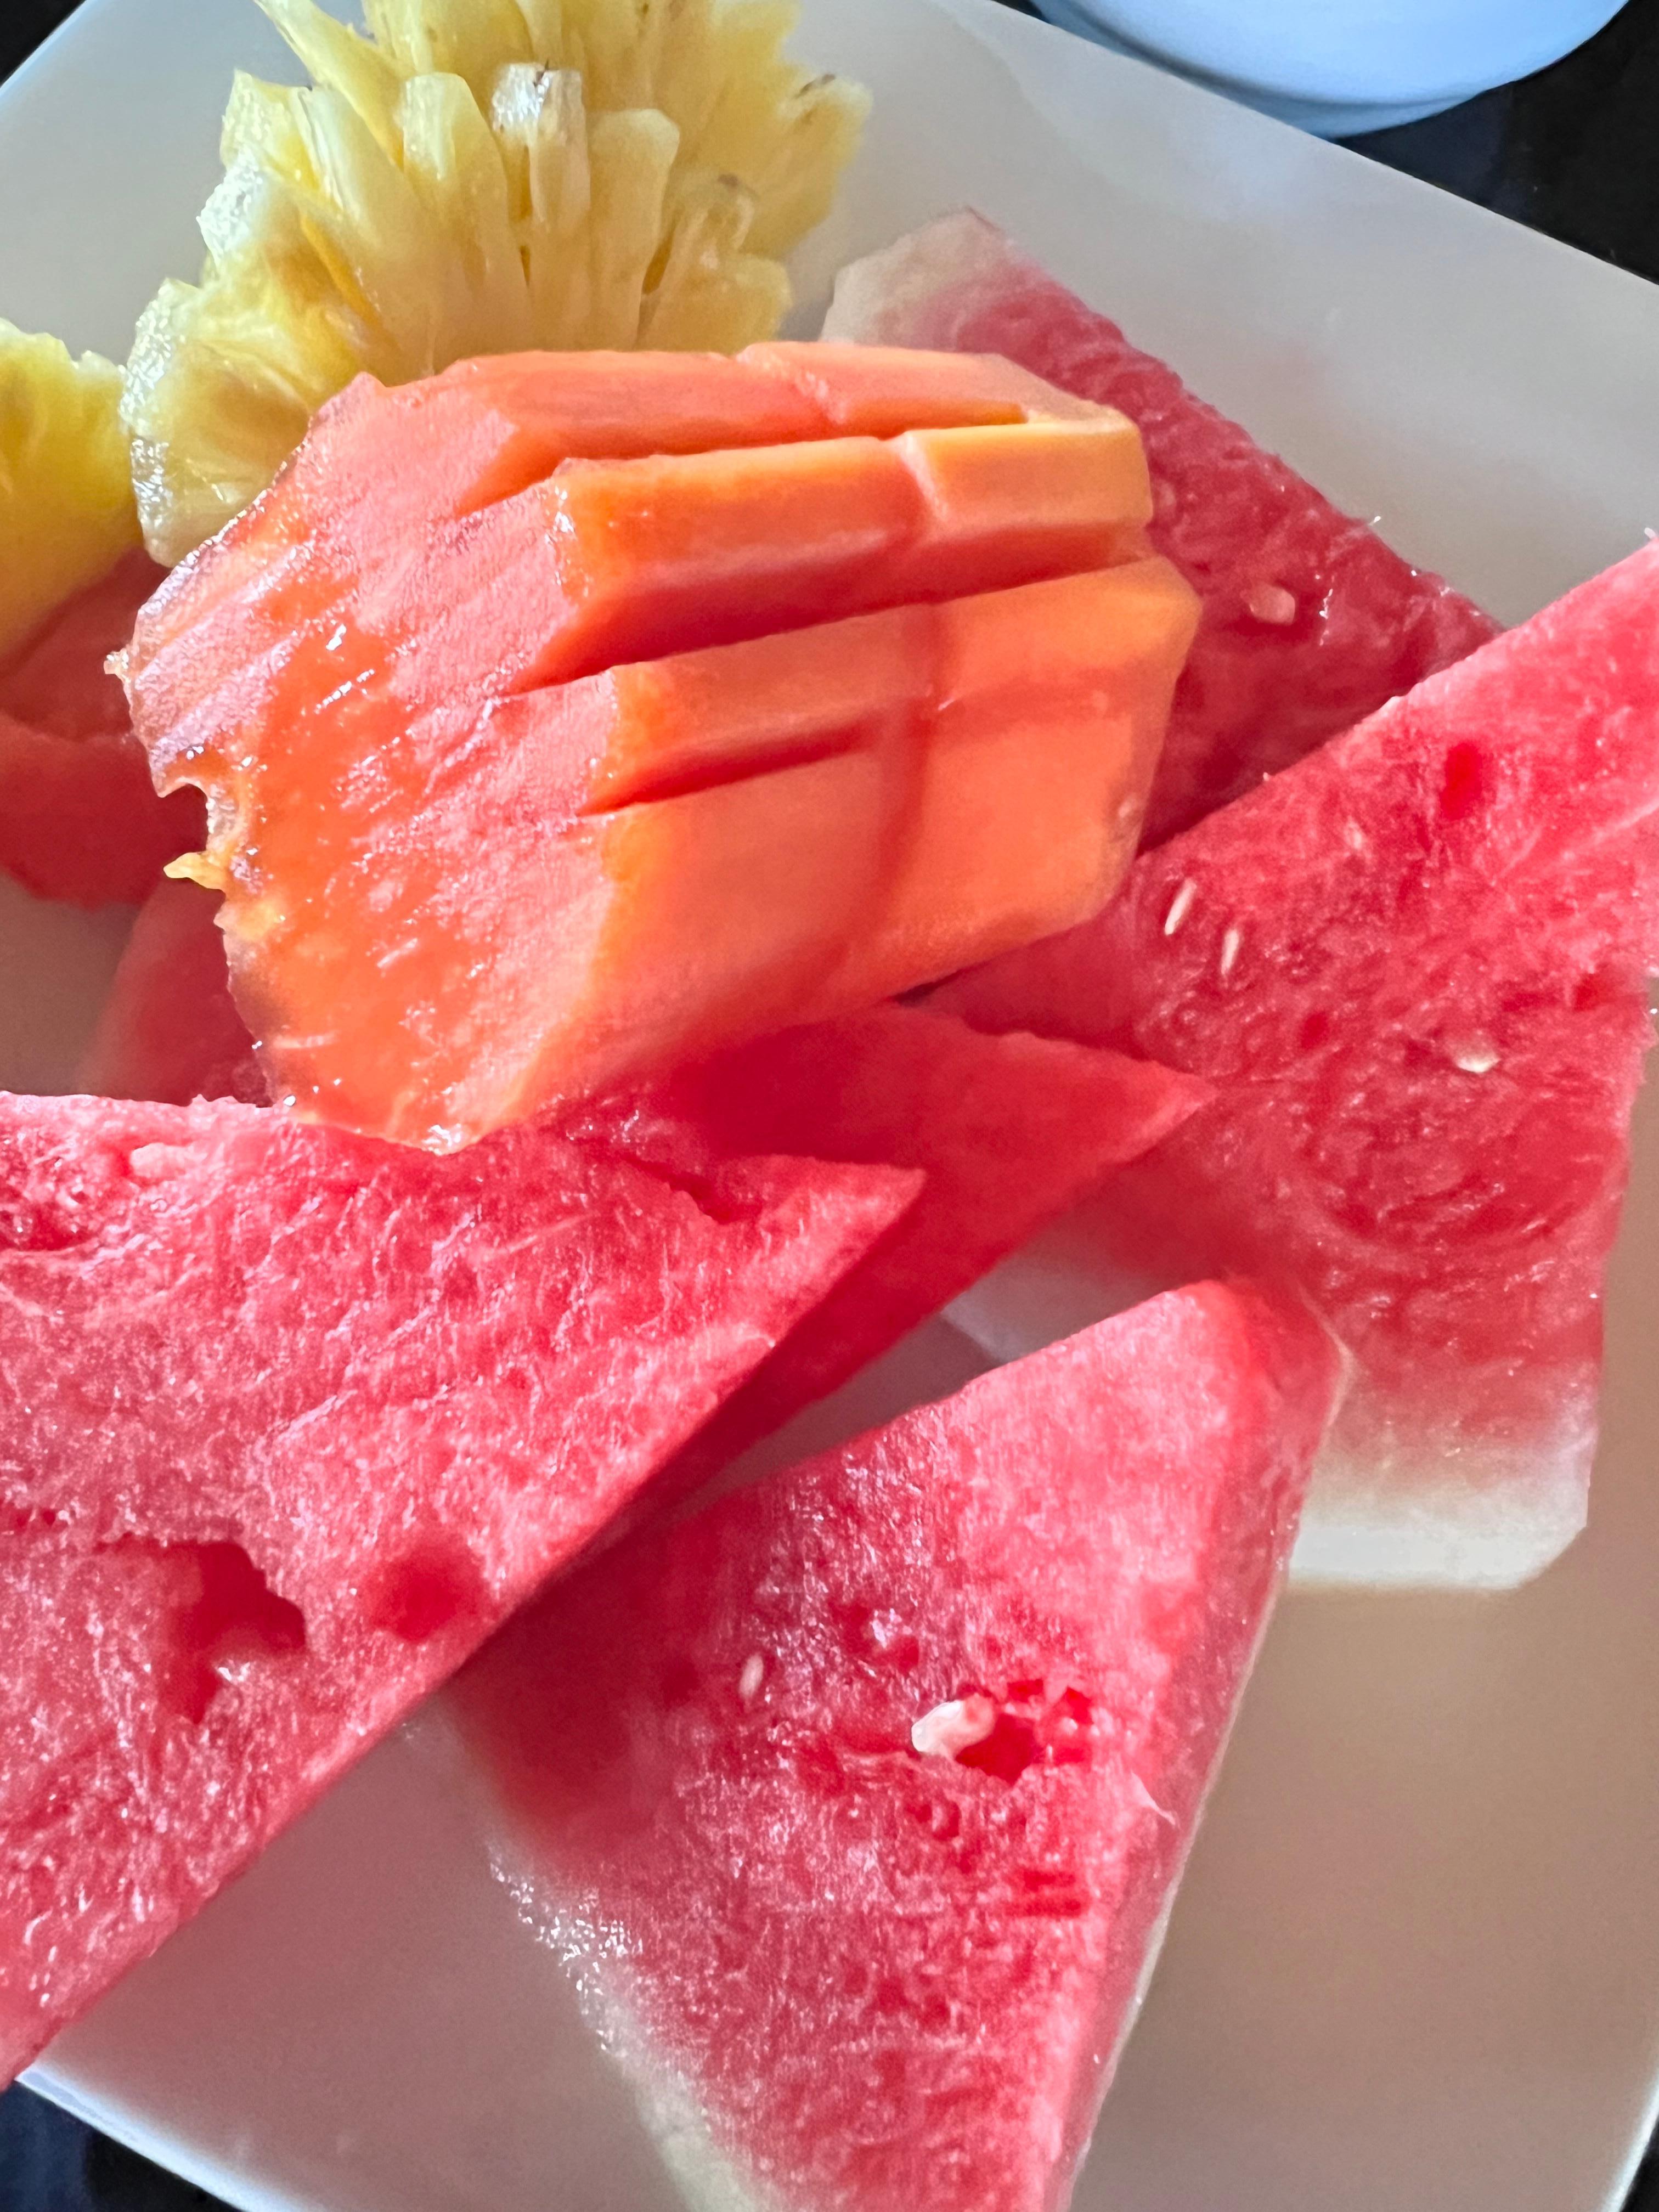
(2, 0, 1658, 2206)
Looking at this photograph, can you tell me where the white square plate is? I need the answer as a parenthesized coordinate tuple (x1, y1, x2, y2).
(7, 2, 1659, 2207)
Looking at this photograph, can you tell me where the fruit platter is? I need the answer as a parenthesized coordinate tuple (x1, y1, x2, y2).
(5, 1, 1659, 2209)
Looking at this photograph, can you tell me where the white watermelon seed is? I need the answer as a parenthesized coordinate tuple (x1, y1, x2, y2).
(127, 1143, 193, 1184)
(1246, 582, 1297, 626)
(738, 1654, 766, 1703)
(1218, 926, 1243, 979)
(911, 1694, 998, 1760)
(1164, 879, 1197, 936)
(1451, 1039, 1501, 1075)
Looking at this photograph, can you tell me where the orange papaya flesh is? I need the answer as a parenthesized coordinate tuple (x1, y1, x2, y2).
(123, 347, 1188, 1148)
(205, 562, 1194, 1148)
(131, 346, 1113, 749)
(495, 610, 926, 815)
(797, 557, 1201, 1019)
(743, 341, 1101, 437)
(139, 415, 1152, 830)
(239, 742, 892, 1149)
(316, 343, 1096, 529)
(339, 415, 1152, 716)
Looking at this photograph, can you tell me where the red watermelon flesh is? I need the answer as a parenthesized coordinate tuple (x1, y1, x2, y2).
(0, 549, 204, 909)
(942, 540, 1659, 1589)
(825, 212, 1499, 847)
(76, 876, 266, 1106)
(456, 1282, 1340, 2212)
(603, 1006, 1210, 1505)
(71, 898, 1208, 1515)
(0, 1091, 915, 2083)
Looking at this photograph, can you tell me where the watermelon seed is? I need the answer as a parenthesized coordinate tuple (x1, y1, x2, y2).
(1163, 879, 1197, 937)
(1246, 583, 1297, 627)
(738, 1653, 766, 1703)
(126, 1143, 193, 1184)
(911, 1695, 997, 1760)
(1218, 926, 1242, 980)
(1450, 1038, 1501, 1076)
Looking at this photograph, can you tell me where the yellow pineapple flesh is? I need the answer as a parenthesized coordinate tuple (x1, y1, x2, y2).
(0, 324, 139, 663)
(124, 0, 870, 565)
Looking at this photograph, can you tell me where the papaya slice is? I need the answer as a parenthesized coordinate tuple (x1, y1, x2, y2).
(126, 347, 1193, 1149)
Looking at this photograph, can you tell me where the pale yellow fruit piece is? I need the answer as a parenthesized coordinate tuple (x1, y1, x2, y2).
(122, 0, 870, 567)
(0, 323, 139, 663)
(640, 171, 791, 351)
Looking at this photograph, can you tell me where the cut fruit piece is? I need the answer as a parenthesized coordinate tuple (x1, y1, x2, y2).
(942, 541, 1659, 1590)
(132, 360, 1146, 763)
(392, 415, 1152, 697)
(69, 896, 1206, 1515)
(826, 211, 1500, 845)
(0, 1088, 915, 2084)
(0, 550, 201, 910)
(120, 341, 1109, 743)
(0, 323, 140, 664)
(803, 560, 1188, 1010)
(456, 1283, 1340, 2212)
(123, 0, 871, 562)
(166, 565, 1190, 1146)
(77, 878, 265, 1106)
(623, 1004, 1210, 1503)
(125, 352, 1187, 1147)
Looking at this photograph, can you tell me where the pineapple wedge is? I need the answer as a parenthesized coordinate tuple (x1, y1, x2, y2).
(124, 0, 870, 565)
(0, 324, 140, 663)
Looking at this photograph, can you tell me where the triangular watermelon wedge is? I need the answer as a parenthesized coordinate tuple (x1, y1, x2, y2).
(75, 897, 1209, 1506)
(456, 1282, 1339, 2212)
(825, 212, 1499, 845)
(601, 1004, 1210, 1502)
(0, 1091, 916, 2083)
(943, 541, 1659, 1589)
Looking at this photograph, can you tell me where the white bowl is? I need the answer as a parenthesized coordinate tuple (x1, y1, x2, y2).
(1032, 0, 1627, 134)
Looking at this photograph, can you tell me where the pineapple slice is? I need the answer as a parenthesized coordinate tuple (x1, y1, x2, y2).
(0, 324, 140, 663)
(124, 0, 870, 566)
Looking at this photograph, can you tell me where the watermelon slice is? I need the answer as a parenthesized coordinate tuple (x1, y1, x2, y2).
(74, 897, 1207, 1480)
(76, 876, 265, 1106)
(0, 550, 203, 909)
(0, 1091, 915, 2082)
(825, 212, 1500, 845)
(624, 1005, 1209, 1500)
(943, 541, 1659, 1589)
(71, 889, 1208, 1508)
(456, 1282, 1340, 2212)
